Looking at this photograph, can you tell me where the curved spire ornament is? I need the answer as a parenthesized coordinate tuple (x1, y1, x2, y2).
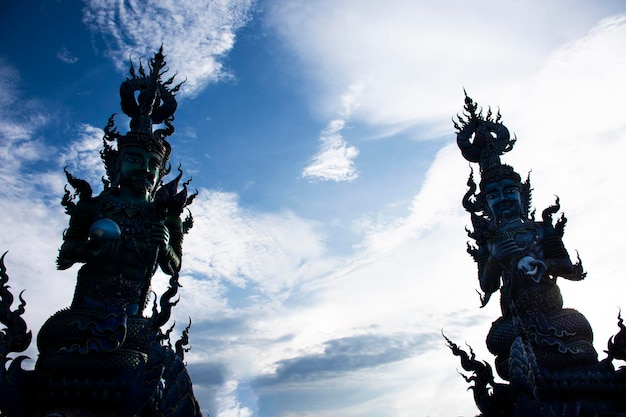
(103, 46, 185, 166)
(453, 90, 516, 173)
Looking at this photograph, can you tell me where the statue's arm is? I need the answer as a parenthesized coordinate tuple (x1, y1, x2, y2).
(57, 199, 93, 270)
(477, 245, 501, 302)
(158, 214, 183, 273)
(541, 225, 583, 280)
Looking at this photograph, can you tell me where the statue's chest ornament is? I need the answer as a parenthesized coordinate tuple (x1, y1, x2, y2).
(500, 226, 541, 253)
(98, 198, 156, 242)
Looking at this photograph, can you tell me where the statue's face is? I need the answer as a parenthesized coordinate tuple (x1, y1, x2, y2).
(483, 178, 522, 222)
(118, 146, 163, 194)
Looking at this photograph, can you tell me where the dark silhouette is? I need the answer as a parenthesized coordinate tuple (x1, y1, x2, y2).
(448, 92, 626, 417)
(0, 48, 201, 417)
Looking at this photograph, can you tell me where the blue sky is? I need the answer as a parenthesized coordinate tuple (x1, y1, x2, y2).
(1, 1, 626, 416)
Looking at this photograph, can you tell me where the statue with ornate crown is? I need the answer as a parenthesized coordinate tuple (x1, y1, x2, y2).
(0, 48, 201, 417)
(445, 93, 626, 417)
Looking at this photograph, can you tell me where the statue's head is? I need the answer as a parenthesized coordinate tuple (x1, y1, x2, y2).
(455, 93, 532, 226)
(481, 167, 522, 223)
(100, 47, 181, 197)
(478, 164, 533, 225)
(102, 131, 171, 197)
(117, 145, 165, 195)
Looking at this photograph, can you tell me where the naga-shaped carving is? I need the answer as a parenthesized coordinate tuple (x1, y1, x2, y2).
(120, 46, 183, 135)
(454, 92, 515, 172)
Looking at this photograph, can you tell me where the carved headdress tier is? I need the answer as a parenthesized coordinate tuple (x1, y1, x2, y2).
(103, 46, 184, 163)
(455, 93, 531, 234)
(454, 91, 516, 174)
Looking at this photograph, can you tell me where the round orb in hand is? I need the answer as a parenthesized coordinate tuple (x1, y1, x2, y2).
(89, 218, 121, 242)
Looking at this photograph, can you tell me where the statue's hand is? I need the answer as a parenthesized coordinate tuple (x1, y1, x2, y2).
(489, 238, 522, 263)
(150, 221, 170, 249)
(149, 221, 180, 274)
(84, 238, 120, 261)
(517, 256, 547, 283)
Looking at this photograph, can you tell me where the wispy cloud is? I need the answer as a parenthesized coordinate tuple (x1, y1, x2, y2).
(56, 45, 78, 64)
(0, 65, 74, 360)
(0, 61, 55, 194)
(267, 0, 624, 137)
(59, 124, 107, 187)
(181, 191, 329, 293)
(214, 380, 255, 417)
(302, 84, 363, 182)
(82, 0, 256, 96)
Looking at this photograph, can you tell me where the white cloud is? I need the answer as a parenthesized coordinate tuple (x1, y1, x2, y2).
(59, 124, 107, 188)
(0, 91, 94, 362)
(82, 0, 256, 96)
(214, 380, 255, 417)
(266, 0, 625, 136)
(182, 190, 329, 294)
(302, 84, 362, 182)
(0, 62, 52, 174)
(301, 125, 360, 183)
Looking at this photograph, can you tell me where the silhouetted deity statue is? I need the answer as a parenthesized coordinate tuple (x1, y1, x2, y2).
(462, 159, 596, 379)
(0, 48, 200, 417)
(446, 93, 626, 417)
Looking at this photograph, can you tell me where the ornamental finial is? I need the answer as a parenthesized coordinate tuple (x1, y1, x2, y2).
(103, 46, 184, 163)
(453, 90, 516, 174)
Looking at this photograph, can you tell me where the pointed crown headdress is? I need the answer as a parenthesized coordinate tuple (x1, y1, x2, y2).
(454, 92, 532, 229)
(453, 91, 519, 188)
(101, 47, 184, 180)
